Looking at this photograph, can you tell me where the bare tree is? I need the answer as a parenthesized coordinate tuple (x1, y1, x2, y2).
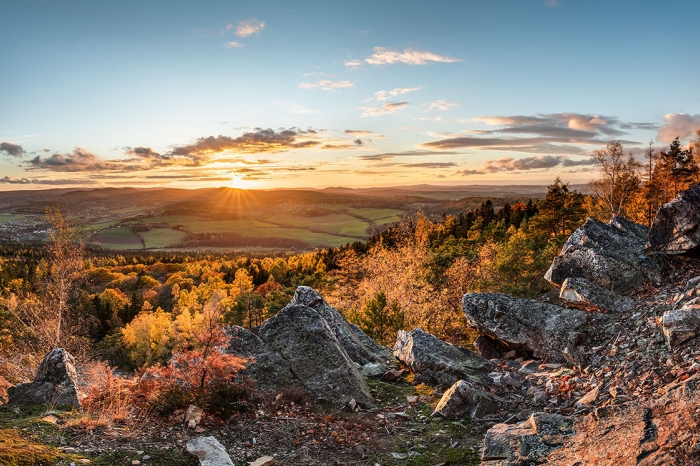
(43, 206, 85, 348)
(589, 141, 641, 220)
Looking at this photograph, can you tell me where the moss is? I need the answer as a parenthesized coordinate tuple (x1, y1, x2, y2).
(0, 429, 60, 466)
(90, 447, 198, 466)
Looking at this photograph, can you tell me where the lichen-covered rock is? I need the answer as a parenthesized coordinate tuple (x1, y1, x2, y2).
(186, 436, 234, 466)
(545, 216, 661, 294)
(393, 328, 494, 386)
(646, 184, 700, 255)
(433, 380, 500, 419)
(225, 326, 295, 390)
(559, 277, 635, 312)
(481, 413, 574, 464)
(289, 287, 394, 365)
(662, 298, 700, 348)
(7, 348, 80, 408)
(462, 293, 600, 364)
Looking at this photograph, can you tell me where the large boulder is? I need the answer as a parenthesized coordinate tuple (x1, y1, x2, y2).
(226, 287, 377, 408)
(7, 348, 80, 408)
(646, 184, 700, 255)
(462, 293, 600, 364)
(545, 216, 661, 294)
(559, 277, 634, 313)
(433, 380, 500, 419)
(393, 328, 494, 386)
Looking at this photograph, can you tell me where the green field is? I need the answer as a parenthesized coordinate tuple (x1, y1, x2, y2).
(138, 228, 188, 249)
(95, 227, 143, 250)
(0, 214, 33, 223)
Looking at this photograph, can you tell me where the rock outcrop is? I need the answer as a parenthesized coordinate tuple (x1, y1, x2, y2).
(559, 277, 634, 312)
(393, 328, 494, 386)
(226, 287, 378, 407)
(545, 216, 661, 296)
(462, 293, 600, 364)
(7, 348, 80, 408)
(646, 184, 700, 255)
(432, 380, 500, 419)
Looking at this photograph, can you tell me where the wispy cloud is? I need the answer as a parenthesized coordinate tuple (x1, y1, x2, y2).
(349, 47, 461, 66)
(374, 87, 421, 101)
(235, 19, 265, 37)
(428, 100, 459, 111)
(298, 79, 354, 91)
(456, 155, 597, 175)
(404, 162, 457, 168)
(274, 101, 323, 115)
(357, 150, 461, 162)
(223, 41, 244, 49)
(361, 101, 410, 117)
(656, 113, 700, 143)
(0, 175, 97, 185)
(0, 142, 25, 158)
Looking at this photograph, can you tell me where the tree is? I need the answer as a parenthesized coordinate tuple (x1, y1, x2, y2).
(530, 177, 585, 239)
(355, 291, 404, 346)
(657, 136, 698, 197)
(43, 206, 86, 348)
(589, 141, 641, 220)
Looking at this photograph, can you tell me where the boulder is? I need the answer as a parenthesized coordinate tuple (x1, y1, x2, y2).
(289, 286, 394, 365)
(481, 413, 574, 464)
(393, 328, 494, 386)
(226, 287, 377, 408)
(462, 293, 600, 364)
(646, 184, 700, 255)
(433, 380, 500, 419)
(186, 436, 234, 466)
(559, 277, 634, 312)
(545, 216, 661, 294)
(662, 298, 700, 348)
(7, 348, 80, 408)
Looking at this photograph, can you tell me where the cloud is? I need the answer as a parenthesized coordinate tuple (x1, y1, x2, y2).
(27, 148, 139, 172)
(124, 146, 162, 158)
(545, 0, 560, 7)
(357, 149, 461, 161)
(428, 100, 459, 111)
(223, 41, 244, 49)
(374, 87, 421, 101)
(403, 162, 457, 168)
(360, 47, 462, 66)
(656, 113, 700, 143)
(361, 101, 410, 117)
(0, 142, 25, 158)
(298, 79, 354, 91)
(344, 59, 363, 67)
(455, 169, 485, 176)
(235, 19, 265, 37)
(0, 176, 97, 185)
(457, 155, 598, 175)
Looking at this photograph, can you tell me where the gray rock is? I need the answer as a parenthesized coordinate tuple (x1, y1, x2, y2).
(501, 372, 526, 389)
(646, 184, 700, 255)
(463, 293, 600, 364)
(393, 328, 494, 386)
(662, 298, 700, 348)
(186, 436, 234, 466)
(359, 362, 384, 377)
(432, 380, 500, 419)
(225, 326, 295, 390)
(290, 286, 394, 365)
(559, 277, 635, 312)
(481, 413, 574, 464)
(545, 216, 661, 294)
(473, 335, 503, 359)
(7, 348, 80, 408)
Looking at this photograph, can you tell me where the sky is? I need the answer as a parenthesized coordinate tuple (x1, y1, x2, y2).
(1, 0, 699, 190)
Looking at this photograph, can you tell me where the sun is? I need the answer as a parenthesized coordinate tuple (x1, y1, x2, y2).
(230, 175, 249, 189)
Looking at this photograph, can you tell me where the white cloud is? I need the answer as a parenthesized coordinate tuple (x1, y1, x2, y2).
(298, 80, 354, 92)
(375, 87, 421, 101)
(428, 100, 459, 111)
(657, 113, 700, 143)
(344, 59, 363, 67)
(235, 19, 265, 37)
(361, 102, 410, 117)
(223, 41, 244, 49)
(363, 47, 461, 66)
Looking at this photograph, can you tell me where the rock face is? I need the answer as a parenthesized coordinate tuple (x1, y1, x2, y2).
(559, 277, 635, 312)
(481, 413, 574, 464)
(186, 436, 235, 466)
(462, 293, 599, 364)
(432, 380, 500, 419)
(646, 184, 700, 255)
(226, 287, 379, 407)
(393, 328, 494, 386)
(545, 216, 661, 294)
(7, 348, 80, 408)
(662, 298, 700, 348)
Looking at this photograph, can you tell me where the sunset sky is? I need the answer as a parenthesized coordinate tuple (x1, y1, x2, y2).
(1, 0, 699, 190)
